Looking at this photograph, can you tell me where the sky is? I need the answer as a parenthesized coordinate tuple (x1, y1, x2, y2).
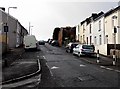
(0, 0, 119, 41)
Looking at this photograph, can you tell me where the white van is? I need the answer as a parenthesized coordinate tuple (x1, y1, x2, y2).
(24, 35, 38, 50)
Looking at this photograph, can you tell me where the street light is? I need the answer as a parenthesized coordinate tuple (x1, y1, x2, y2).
(29, 22, 33, 35)
(5, 7, 17, 52)
(112, 15, 117, 65)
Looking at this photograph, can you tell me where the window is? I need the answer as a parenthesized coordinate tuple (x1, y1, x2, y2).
(112, 19, 114, 28)
(90, 36, 92, 45)
(99, 20, 101, 31)
(83, 25, 85, 33)
(81, 36, 82, 43)
(78, 25, 80, 33)
(83, 35, 85, 43)
(90, 24, 91, 33)
(99, 35, 102, 45)
(87, 37, 88, 44)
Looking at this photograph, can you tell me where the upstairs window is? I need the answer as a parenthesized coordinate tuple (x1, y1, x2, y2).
(90, 24, 92, 33)
(99, 20, 101, 31)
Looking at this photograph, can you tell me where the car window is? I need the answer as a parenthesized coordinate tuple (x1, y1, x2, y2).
(76, 45, 79, 48)
(82, 45, 94, 49)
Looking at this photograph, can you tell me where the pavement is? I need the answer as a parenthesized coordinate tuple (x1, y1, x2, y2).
(1, 47, 41, 87)
(77, 54, 120, 72)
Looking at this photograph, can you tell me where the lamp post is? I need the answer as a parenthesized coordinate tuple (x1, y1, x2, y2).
(29, 22, 33, 35)
(112, 15, 117, 65)
(5, 7, 17, 52)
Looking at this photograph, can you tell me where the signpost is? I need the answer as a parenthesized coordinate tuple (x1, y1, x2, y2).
(4, 26, 9, 53)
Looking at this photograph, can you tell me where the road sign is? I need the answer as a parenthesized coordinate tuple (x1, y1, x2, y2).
(4, 26, 9, 32)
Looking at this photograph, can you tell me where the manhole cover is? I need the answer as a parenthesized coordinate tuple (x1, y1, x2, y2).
(78, 75, 94, 81)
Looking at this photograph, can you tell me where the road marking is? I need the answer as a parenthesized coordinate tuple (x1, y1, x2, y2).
(100, 66, 106, 68)
(114, 70, 120, 73)
(100, 66, 120, 73)
(80, 64, 86, 67)
(106, 68, 113, 71)
(51, 66, 59, 69)
(46, 63, 53, 76)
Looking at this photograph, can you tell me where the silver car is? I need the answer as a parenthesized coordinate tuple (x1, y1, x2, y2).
(73, 44, 96, 57)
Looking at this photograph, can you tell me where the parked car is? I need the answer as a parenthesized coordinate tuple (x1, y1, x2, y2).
(66, 42, 79, 53)
(48, 39, 53, 44)
(73, 44, 96, 57)
(38, 40, 45, 45)
(24, 35, 38, 50)
(51, 40, 59, 46)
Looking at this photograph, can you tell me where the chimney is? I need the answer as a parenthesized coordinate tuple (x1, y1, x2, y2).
(0, 7, 5, 11)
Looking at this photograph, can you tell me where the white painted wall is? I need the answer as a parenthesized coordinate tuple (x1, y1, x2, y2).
(105, 11, 119, 44)
(93, 16, 105, 46)
(95, 44, 107, 55)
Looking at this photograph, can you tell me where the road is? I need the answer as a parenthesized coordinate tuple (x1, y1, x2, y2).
(38, 43, 120, 87)
(10, 43, 120, 88)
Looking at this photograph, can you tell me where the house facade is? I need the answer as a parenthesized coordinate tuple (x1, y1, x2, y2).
(79, 20, 87, 44)
(78, 6, 120, 55)
(0, 9, 28, 54)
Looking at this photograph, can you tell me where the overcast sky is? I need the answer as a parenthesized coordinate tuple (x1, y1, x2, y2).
(0, 0, 119, 40)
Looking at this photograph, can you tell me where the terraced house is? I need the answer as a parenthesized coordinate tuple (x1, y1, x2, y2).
(78, 5, 120, 56)
(0, 8, 28, 54)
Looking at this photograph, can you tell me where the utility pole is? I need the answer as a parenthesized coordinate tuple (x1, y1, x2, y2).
(29, 22, 33, 35)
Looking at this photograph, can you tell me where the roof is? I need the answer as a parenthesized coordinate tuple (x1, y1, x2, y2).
(104, 6, 120, 17)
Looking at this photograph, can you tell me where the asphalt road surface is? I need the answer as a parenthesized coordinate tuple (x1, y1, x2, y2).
(38, 43, 120, 88)
(10, 43, 120, 89)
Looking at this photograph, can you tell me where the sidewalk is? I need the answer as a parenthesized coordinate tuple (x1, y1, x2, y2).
(2, 47, 25, 67)
(1, 47, 41, 85)
(80, 54, 120, 71)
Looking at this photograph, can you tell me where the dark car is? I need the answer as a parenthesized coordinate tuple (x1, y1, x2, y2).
(51, 40, 59, 46)
(66, 42, 79, 53)
(38, 40, 45, 45)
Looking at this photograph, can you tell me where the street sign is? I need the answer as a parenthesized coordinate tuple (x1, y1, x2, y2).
(4, 26, 9, 32)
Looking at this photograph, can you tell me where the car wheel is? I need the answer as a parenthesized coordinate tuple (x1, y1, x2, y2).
(66, 50, 68, 53)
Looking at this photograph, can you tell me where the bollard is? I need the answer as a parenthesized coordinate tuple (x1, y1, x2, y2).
(113, 50, 116, 65)
(97, 50, 100, 63)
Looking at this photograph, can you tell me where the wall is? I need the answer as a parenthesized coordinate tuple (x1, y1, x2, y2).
(93, 16, 105, 45)
(105, 11, 119, 44)
(95, 44, 107, 55)
(0, 10, 2, 55)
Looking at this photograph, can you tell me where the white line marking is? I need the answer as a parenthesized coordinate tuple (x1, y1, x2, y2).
(114, 70, 120, 73)
(100, 66, 120, 73)
(46, 63, 53, 76)
(106, 68, 113, 71)
(100, 66, 106, 68)
(51, 66, 59, 69)
(80, 64, 86, 67)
